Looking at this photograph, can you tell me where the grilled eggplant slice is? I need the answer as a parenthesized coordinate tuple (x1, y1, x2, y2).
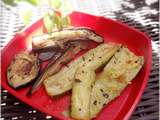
(32, 27, 103, 51)
(44, 43, 121, 96)
(71, 67, 96, 120)
(27, 41, 88, 95)
(90, 47, 144, 118)
(7, 51, 39, 89)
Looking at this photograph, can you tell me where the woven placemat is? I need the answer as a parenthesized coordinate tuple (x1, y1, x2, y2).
(1, 0, 159, 120)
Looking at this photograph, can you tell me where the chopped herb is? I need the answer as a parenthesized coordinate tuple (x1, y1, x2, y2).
(82, 56, 85, 61)
(100, 89, 104, 92)
(103, 93, 109, 98)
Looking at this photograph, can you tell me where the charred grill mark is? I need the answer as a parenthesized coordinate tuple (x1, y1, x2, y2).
(7, 67, 11, 72)
(7, 51, 40, 89)
(91, 85, 93, 88)
(103, 103, 106, 106)
(75, 79, 82, 83)
(93, 100, 97, 105)
(9, 75, 14, 80)
(126, 60, 132, 64)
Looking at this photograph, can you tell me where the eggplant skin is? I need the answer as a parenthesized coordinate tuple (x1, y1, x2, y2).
(7, 51, 40, 89)
(27, 41, 88, 96)
(32, 27, 103, 51)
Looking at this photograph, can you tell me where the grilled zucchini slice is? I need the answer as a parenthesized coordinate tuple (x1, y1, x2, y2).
(90, 47, 144, 118)
(44, 43, 121, 96)
(71, 68, 95, 120)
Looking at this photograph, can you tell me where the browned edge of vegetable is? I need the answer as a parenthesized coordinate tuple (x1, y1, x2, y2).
(7, 51, 40, 89)
(26, 41, 89, 96)
(32, 27, 103, 52)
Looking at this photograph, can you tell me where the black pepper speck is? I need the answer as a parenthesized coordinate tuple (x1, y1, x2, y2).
(103, 93, 109, 98)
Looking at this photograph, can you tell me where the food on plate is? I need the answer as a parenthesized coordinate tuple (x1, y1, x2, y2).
(5, 23, 145, 120)
(32, 27, 103, 51)
(90, 47, 144, 118)
(38, 51, 61, 62)
(44, 43, 121, 96)
(37, 40, 88, 62)
(71, 67, 96, 120)
(7, 51, 39, 89)
(27, 41, 88, 95)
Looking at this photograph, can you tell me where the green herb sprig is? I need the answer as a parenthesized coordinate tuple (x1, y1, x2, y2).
(3, 0, 72, 33)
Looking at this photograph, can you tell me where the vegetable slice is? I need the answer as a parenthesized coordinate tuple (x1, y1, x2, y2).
(71, 67, 95, 120)
(38, 51, 60, 62)
(27, 41, 88, 95)
(7, 51, 39, 89)
(32, 27, 103, 51)
(44, 43, 121, 96)
(90, 47, 144, 118)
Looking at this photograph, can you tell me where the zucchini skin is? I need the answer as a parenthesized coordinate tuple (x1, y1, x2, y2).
(90, 47, 144, 118)
(44, 43, 121, 96)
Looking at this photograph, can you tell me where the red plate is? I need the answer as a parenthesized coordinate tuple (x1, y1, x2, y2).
(1, 12, 152, 120)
